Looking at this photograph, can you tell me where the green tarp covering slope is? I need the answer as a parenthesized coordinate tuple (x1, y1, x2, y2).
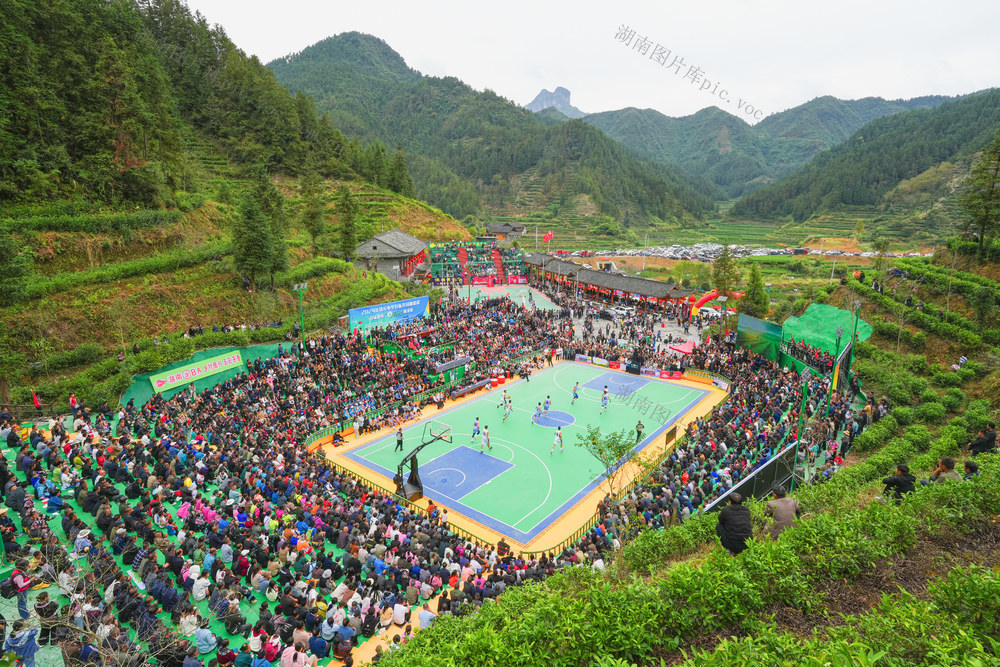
(782, 303, 873, 354)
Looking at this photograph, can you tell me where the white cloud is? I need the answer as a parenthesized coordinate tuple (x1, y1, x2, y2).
(185, 0, 1000, 122)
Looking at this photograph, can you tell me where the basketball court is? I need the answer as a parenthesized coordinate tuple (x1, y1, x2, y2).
(327, 362, 723, 550)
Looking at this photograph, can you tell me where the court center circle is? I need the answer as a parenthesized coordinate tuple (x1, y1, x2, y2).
(534, 410, 575, 428)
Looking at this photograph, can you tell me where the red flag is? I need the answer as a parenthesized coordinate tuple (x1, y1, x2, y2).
(542, 230, 553, 243)
(31, 390, 41, 408)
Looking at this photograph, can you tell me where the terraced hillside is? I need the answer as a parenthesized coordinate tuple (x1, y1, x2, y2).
(0, 175, 467, 412)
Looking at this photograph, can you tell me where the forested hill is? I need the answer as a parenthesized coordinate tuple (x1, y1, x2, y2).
(269, 33, 720, 224)
(0, 0, 424, 207)
(731, 88, 1000, 221)
(582, 94, 955, 199)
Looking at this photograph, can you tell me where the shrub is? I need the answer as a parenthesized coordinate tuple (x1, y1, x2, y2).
(915, 402, 946, 424)
(940, 392, 962, 413)
(903, 353, 928, 374)
(27, 342, 105, 377)
(962, 360, 986, 377)
(24, 240, 233, 299)
(891, 406, 914, 425)
(902, 425, 932, 450)
(919, 388, 939, 404)
(1, 209, 183, 233)
(929, 565, 1000, 639)
(931, 371, 962, 387)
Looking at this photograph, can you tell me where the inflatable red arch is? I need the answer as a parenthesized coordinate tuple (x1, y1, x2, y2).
(689, 290, 744, 317)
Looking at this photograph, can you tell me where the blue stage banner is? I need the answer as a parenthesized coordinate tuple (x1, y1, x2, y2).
(349, 296, 430, 331)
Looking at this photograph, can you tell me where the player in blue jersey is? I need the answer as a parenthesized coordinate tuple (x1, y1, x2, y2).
(601, 388, 609, 414)
(531, 403, 543, 423)
(543, 395, 551, 414)
(571, 382, 579, 405)
(470, 417, 481, 441)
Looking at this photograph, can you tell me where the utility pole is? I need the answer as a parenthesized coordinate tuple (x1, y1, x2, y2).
(846, 300, 861, 375)
(292, 283, 308, 347)
(642, 233, 648, 272)
(829, 258, 837, 285)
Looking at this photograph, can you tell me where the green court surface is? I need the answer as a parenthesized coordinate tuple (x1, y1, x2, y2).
(346, 363, 709, 543)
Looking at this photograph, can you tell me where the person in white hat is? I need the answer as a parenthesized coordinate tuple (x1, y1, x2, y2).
(73, 530, 92, 554)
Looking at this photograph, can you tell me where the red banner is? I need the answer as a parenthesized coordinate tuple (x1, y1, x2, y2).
(609, 361, 621, 370)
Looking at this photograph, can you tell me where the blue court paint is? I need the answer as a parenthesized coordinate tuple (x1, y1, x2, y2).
(582, 371, 650, 397)
(420, 446, 513, 500)
(342, 364, 711, 544)
(533, 410, 575, 428)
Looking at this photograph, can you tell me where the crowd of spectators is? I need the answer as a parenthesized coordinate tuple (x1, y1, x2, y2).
(781, 338, 836, 373)
(0, 295, 575, 666)
(1, 283, 970, 666)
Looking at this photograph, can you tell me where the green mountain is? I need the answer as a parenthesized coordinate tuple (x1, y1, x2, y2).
(0, 0, 364, 205)
(584, 106, 768, 198)
(582, 95, 954, 198)
(269, 33, 719, 225)
(731, 89, 1000, 222)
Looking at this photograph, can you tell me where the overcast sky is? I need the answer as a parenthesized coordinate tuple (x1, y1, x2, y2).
(184, 0, 999, 123)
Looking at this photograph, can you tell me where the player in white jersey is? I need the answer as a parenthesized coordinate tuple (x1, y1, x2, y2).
(551, 427, 563, 454)
(480, 425, 492, 452)
(503, 399, 513, 422)
(498, 389, 509, 410)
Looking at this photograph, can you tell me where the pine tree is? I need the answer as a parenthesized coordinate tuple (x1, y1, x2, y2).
(739, 263, 770, 318)
(364, 141, 388, 186)
(712, 244, 742, 296)
(959, 127, 1000, 255)
(386, 145, 415, 197)
(250, 169, 288, 288)
(233, 196, 275, 287)
(336, 185, 358, 259)
(969, 285, 997, 325)
(299, 170, 326, 254)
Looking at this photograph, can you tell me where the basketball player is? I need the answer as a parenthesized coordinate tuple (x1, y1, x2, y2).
(543, 395, 551, 414)
(503, 399, 513, 422)
(497, 389, 509, 410)
(551, 426, 563, 454)
(531, 403, 543, 424)
(480, 425, 492, 452)
(601, 388, 609, 415)
(471, 417, 481, 441)
(571, 382, 579, 405)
